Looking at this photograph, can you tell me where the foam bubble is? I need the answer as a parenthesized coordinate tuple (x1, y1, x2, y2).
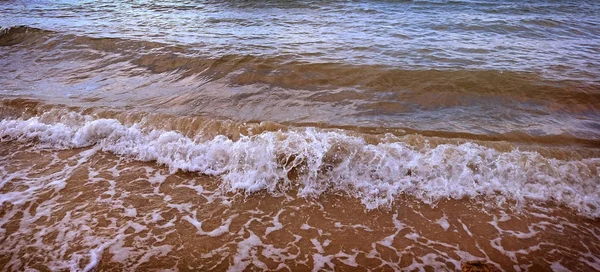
(182, 212, 236, 237)
(436, 214, 450, 231)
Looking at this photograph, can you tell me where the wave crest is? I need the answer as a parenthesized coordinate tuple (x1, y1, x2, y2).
(1, 115, 598, 217)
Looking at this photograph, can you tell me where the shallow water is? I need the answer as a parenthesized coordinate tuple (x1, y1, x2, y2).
(1, 0, 599, 271)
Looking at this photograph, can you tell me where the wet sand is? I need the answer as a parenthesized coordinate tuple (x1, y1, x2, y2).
(1, 142, 598, 271)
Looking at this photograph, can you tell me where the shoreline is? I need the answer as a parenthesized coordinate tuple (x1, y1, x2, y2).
(1, 141, 598, 271)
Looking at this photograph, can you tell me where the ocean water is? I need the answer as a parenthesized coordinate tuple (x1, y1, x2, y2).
(0, 0, 599, 271)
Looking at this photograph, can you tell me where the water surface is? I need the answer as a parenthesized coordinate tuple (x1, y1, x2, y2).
(1, 0, 599, 271)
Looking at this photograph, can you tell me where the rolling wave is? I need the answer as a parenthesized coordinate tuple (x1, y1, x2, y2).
(1, 111, 598, 217)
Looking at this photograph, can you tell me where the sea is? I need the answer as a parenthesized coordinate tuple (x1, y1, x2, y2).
(0, 0, 599, 271)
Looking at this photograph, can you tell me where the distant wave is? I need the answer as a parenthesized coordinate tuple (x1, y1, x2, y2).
(2, 25, 599, 95)
(0, 26, 50, 46)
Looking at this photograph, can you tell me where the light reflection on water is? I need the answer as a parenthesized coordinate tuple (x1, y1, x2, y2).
(2, 0, 600, 80)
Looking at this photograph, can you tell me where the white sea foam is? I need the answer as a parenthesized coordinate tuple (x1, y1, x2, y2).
(182, 212, 235, 237)
(1, 115, 599, 217)
(265, 210, 284, 235)
(436, 214, 450, 231)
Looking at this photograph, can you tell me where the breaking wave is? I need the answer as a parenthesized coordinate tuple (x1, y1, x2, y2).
(1, 113, 598, 217)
